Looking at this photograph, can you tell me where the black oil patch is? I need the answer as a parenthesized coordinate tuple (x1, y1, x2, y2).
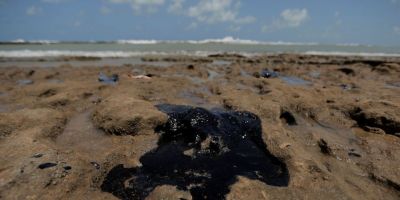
(280, 111, 297, 126)
(101, 104, 289, 200)
(38, 163, 57, 169)
(349, 107, 400, 137)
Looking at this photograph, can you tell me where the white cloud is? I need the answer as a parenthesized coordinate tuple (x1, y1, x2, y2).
(332, 11, 342, 26)
(41, 0, 68, 3)
(262, 8, 309, 32)
(321, 11, 343, 39)
(235, 16, 256, 24)
(108, 0, 165, 13)
(280, 8, 308, 27)
(100, 6, 112, 15)
(186, 0, 255, 24)
(394, 26, 400, 34)
(188, 0, 235, 23)
(229, 25, 241, 32)
(106, 0, 254, 30)
(74, 21, 81, 27)
(261, 25, 269, 32)
(186, 22, 198, 30)
(26, 6, 42, 16)
(168, 0, 185, 13)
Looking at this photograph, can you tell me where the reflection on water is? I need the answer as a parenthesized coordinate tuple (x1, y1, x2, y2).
(207, 69, 220, 80)
(281, 76, 312, 86)
(179, 86, 213, 106)
(211, 60, 231, 66)
(56, 111, 114, 159)
(0, 104, 8, 113)
(385, 82, 400, 89)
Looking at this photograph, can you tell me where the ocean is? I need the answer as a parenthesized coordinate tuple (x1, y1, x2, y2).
(1, 37, 400, 58)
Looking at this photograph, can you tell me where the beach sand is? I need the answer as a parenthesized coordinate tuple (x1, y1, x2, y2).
(0, 54, 399, 199)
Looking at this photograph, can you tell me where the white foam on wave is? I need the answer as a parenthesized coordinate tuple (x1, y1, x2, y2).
(114, 37, 261, 45)
(11, 39, 26, 43)
(1, 49, 399, 59)
(6, 37, 321, 46)
(0, 50, 167, 57)
(116, 40, 158, 44)
(186, 36, 261, 44)
(179, 37, 319, 45)
(335, 43, 367, 47)
(0, 50, 229, 58)
(10, 39, 59, 44)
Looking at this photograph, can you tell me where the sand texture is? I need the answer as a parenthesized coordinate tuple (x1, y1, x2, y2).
(0, 54, 399, 200)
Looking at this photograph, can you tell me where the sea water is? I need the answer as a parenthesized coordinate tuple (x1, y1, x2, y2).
(1, 37, 400, 58)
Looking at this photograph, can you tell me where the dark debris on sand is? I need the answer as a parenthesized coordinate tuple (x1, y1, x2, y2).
(101, 104, 289, 200)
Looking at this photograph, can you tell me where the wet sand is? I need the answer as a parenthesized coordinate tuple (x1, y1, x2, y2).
(0, 54, 399, 199)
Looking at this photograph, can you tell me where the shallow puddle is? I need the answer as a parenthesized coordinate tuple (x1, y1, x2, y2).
(207, 70, 220, 80)
(17, 79, 34, 85)
(163, 74, 205, 84)
(239, 69, 251, 78)
(385, 82, 400, 89)
(56, 111, 114, 159)
(211, 60, 231, 66)
(280, 76, 312, 86)
(179, 86, 212, 106)
(101, 104, 289, 200)
(283, 114, 363, 158)
(47, 79, 64, 84)
(309, 71, 320, 78)
(0, 92, 8, 112)
(0, 104, 8, 113)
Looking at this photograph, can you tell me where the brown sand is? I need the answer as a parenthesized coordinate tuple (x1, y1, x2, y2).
(0, 54, 399, 199)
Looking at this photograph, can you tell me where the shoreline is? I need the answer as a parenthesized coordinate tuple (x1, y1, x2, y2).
(1, 51, 400, 59)
(1, 53, 400, 68)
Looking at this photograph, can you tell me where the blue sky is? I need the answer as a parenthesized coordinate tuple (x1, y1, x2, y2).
(0, 0, 399, 45)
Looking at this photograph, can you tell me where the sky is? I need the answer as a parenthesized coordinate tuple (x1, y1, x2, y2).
(0, 0, 399, 46)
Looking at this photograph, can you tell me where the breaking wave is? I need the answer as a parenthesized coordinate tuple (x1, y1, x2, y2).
(4, 37, 321, 46)
(0, 50, 221, 58)
(0, 50, 399, 58)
